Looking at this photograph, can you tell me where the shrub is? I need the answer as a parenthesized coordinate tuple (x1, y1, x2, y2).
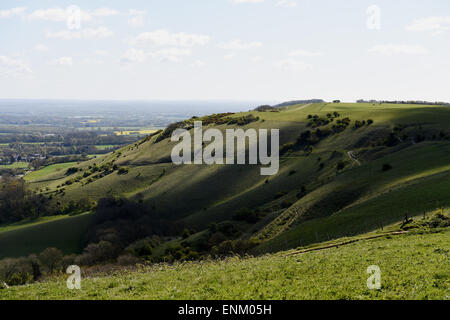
(65, 167, 79, 175)
(0, 257, 33, 286)
(213, 239, 259, 256)
(75, 241, 118, 266)
(117, 167, 129, 175)
(336, 160, 346, 171)
(274, 191, 287, 199)
(117, 254, 141, 266)
(60, 254, 77, 271)
(233, 207, 259, 223)
(182, 228, 191, 239)
(39, 248, 63, 273)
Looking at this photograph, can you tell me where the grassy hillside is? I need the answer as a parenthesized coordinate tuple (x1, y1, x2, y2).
(2, 218, 448, 300)
(23, 162, 79, 182)
(0, 213, 92, 259)
(10, 102, 450, 258)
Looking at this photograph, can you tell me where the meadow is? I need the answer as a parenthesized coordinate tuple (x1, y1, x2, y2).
(0, 213, 92, 259)
(23, 162, 79, 182)
(2, 224, 448, 300)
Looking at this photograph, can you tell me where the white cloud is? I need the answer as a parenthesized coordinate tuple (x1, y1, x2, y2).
(129, 30, 210, 47)
(128, 9, 146, 27)
(0, 55, 32, 77)
(224, 53, 237, 60)
(232, 0, 264, 3)
(120, 48, 147, 65)
(28, 7, 91, 22)
(27, 7, 121, 22)
(128, 16, 145, 27)
(0, 7, 27, 18)
(120, 47, 192, 65)
(275, 58, 311, 71)
(46, 27, 113, 40)
(218, 40, 262, 50)
(129, 9, 147, 16)
(276, 0, 297, 8)
(288, 49, 322, 57)
(368, 44, 429, 55)
(34, 44, 49, 52)
(94, 50, 109, 56)
(82, 58, 104, 64)
(190, 60, 207, 68)
(50, 57, 73, 67)
(149, 48, 191, 63)
(91, 7, 120, 17)
(251, 56, 264, 62)
(406, 16, 450, 35)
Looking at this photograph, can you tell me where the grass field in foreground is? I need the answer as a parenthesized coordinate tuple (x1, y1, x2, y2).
(0, 213, 92, 259)
(2, 226, 448, 300)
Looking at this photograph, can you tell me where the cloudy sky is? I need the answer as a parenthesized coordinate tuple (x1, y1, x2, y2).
(0, 0, 449, 102)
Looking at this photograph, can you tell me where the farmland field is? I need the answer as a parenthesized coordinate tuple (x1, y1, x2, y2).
(0, 162, 29, 169)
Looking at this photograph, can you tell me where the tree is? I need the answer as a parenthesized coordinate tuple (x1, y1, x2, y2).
(27, 254, 41, 281)
(39, 248, 63, 273)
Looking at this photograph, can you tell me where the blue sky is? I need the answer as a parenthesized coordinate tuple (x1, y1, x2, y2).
(0, 0, 449, 102)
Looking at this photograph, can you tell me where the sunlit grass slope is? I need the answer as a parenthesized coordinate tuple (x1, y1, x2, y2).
(2, 220, 448, 300)
(20, 102, 450, 254)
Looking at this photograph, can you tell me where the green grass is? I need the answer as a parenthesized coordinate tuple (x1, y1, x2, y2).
(23, 162, 78, 182)
(0, 213, 93, 259)
(2, 226, 448, 300)
(0, 162, 29, 169)
(95, 145, 118, 150)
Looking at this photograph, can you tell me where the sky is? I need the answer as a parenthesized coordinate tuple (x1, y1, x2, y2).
(0, 0, 449, 103)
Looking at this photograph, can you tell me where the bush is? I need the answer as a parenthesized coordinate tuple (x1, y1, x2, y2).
(0, 257, 33, 286)
(39, 248, 63, 273)
(65, 167, 79, 175)
(233, 207, 259, 223)
(274, 191, 287, 199)
(60, 254, 77, 271)
(126, 238, 154, 258)
(75, 241, 118, 266)
(117, 254, 141, 266)
(182, 228, 191, 239)
(336, 160, 346, 171)
(117, 167, 129, 175)
(213, 239, 259, 256)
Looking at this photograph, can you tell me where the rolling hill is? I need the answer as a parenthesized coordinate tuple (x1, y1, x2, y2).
(5, 102, 450, 259)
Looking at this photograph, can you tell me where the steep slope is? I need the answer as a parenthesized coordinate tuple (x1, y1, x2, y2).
(23, 102, 450, 255)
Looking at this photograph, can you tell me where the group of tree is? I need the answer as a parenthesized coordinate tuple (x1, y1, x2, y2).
(0, 175, 58, 223)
